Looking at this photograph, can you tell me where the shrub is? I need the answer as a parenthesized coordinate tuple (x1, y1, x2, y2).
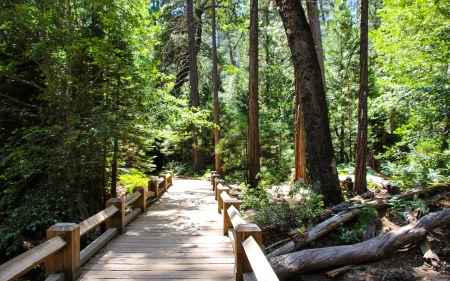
(118, 168, 148, 194)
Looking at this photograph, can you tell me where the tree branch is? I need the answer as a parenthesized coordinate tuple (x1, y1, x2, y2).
(0, 93, 39, 109)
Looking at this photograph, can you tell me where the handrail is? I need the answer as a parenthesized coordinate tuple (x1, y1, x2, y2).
(0, 171, 174, 281)
(213, 177, 278, 281)
(242, 236, 279, 281)
(0, 236, 67, 281)
(125, 190, 141, 205)
(79, 205, 119, 237)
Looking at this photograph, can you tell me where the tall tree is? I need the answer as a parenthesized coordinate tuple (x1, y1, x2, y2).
(212, 0, 223, 177)
(187, 0, 205, 170)
(354, 0, 369, 195)
(248, 0, 260, 188)
(276, 0, 343, 206)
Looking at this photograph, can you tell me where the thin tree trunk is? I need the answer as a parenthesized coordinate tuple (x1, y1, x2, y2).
(212, 0, 222, 177)
(248, 0, 260, 188)
(276, 0, 343, 206)
(294, 70, 309, 182)
(187, 0, 205, 170)
(111, 137, 118, 198)
(354, 0, 369, 195)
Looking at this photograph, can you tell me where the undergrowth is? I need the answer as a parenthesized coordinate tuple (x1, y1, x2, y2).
(240, 180, 324, 233)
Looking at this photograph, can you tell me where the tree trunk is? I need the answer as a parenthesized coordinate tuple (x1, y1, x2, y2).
(354, 0, 369, 195)
(306, 0, 325, 91)
(187, 0, 205, 170)
(269, 209, 450, 278)
(211, 0, 223, 177)
(267, 209, 361, 258)
(276, 0, 343, 206)
(293, 70, 309, 182)
(111, 137, 118, 198)
(248, 0, 260, 188)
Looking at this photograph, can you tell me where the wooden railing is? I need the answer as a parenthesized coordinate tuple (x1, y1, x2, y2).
(210, 171, 279, 281)
(0, 171, 173, 281)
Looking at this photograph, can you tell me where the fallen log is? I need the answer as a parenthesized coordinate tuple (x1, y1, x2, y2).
(269, 208, 450, 279)
(266, 209, 361, 258)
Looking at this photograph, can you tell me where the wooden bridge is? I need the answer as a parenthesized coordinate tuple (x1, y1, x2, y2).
(0, 172, 278, 281)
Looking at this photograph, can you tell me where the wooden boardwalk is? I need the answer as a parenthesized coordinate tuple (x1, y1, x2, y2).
(78, 179, 235, 281)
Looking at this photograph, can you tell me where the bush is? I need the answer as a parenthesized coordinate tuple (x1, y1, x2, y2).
(240, 182, 324, 234)
(339, 206, 378, 244)
(118, 168, 148, 194)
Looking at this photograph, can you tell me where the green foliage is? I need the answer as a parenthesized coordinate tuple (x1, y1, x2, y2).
(241, 183, 324, 233)
(339, 206, 378, 244)
(164, 161, 198, 177)
(389, 194, 429, 217)
(118, 169, 148, 194)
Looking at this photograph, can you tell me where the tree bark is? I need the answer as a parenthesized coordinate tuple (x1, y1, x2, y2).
(269, 208, 450, 278)
(248, 0, 260, 188)
(276, 0, 343, 206)
(211, 0, 223, 177)
(354, 0, 369, 195)
(293, 70, 309, 182)
(267, 209, 361, 258)
(111, 137, 118, 198)
(187, 0, 205, 170)
(306, 0, 325, 91)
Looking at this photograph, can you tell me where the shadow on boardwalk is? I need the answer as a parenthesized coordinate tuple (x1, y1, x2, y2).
(78, 178, 234, 281)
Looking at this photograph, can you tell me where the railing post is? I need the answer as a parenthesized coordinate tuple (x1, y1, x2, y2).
(211, 173, 219, 191)
(210, 171, 217, 186)
(215, 179, 225, 200)
(217, 188, 230, 213)
(106, 198, 125, 234)
(149, 179, 158, 198)
(159, 174, 168, 191)
(223, 199, 240, 235)
(133, 186, 147, 213)
(234, 224, 262, 281)
(167, 171, 173, 187)
(46, 223, 81, 281)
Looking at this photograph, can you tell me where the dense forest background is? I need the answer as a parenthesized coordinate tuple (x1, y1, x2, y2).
(1, 0, 449, 260)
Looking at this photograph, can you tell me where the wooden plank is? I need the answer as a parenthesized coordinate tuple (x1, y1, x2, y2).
(146, 191, 156, 198)
(45, 272, 65, 281)
(228, 205, 247, 228)
(242, 236, 279, 281)
(243, 272, 258, 281)
(0, 236, 66, 281)
(80, 270, 233, 279)
(82, 263, 234, 271)
(84, 257, 235, 265)
(125, 208, 141, 225)
(97, 247, 233, 253)
(80, 228, 117, 265)
(90, 252, 234, 259)
(104, 242, 231, 248)
(79, 205, 119, 237)
(223, 199, 241, 235)
(229, 228, 236, 252)
(124, 191, 141, 206)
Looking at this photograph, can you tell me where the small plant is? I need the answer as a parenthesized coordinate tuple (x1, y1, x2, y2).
(241, 182, 325, 234)
(339, 206, 378, 244)
(119, 168, 148, 194)
(389, 194, 428, 217)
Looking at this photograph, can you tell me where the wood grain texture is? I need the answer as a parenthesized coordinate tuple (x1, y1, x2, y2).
(79, 206, 119, 237)
(78, 179, 234, 280)
(0, 236, 66, 281)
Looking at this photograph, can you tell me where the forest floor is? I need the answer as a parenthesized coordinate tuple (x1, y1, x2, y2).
(231, 183, 450, 281)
